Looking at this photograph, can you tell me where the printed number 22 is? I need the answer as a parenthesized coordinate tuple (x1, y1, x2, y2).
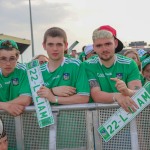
(107, 121, 119, 134)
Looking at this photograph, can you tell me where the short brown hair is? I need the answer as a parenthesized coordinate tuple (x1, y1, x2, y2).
(43, 27, 67, 44)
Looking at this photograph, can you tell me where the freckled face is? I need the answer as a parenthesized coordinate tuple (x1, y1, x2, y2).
(43, 36, 67, 61)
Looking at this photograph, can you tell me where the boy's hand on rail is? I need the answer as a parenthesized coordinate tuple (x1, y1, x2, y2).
(3, 103, 24, 116)
(37, 86, 55, 103)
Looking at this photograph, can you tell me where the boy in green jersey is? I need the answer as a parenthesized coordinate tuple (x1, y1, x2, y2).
(84, 25, 142, 112)
(0, 40, 31, 116)
(37, 27, 90, 104)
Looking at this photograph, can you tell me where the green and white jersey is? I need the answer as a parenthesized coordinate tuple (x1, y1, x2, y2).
(40, 57, 90, 96)
(0, 63, 31, 102)
(84, 54, 141, 93)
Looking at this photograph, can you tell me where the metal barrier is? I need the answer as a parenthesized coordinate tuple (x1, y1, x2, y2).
(0, 103, 149, 150)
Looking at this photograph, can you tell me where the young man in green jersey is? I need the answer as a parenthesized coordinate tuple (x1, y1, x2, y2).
(84, 25, 142, 112)
(0, 40, 31, 116)
(37, 27, 90, 104)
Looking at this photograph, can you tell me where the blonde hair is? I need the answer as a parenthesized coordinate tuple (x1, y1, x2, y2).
(92, 29, 113, 41)
(32, 54, 48, 60)
(124, 49, 141, 71)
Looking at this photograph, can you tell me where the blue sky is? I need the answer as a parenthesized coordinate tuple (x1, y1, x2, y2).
(0, 0, 150, 62)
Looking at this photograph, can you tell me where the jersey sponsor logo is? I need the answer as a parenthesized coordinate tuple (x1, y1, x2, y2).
(116, 73, 123, 79)
(97, 73, 105, 78)
(63, 73, 70, 80)
(5, 81, 10, 85)
(12, 78, 19, 86)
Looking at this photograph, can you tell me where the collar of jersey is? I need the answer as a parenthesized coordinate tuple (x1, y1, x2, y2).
(46, 57, 66, 72)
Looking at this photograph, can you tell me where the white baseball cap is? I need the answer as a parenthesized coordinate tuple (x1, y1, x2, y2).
(84, 44, 94, 55)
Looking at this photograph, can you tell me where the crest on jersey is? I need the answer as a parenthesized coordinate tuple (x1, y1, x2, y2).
(12, 78, 19, 86)
(63, 73, 70, 80)
(116, 73, 123, 80)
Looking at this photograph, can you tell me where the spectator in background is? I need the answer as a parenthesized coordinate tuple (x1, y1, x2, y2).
(71, 49, 78, 58)
(124, 49, 141, 71)
(140, 50, 150, 62)
(37, 27, 90, 105)
(84, 44, 97, 60)
(137, 49, 146, 59)
(78, 45, 86, 62)
(84, 25, 142, 112)
(124, 49, 145, 85)
(0, 118, 8, 150)
(64, 49, 72, 58)
(32, 54, 49, 65)
(0, 40, 31, 116)
(141, 57, 150, 84)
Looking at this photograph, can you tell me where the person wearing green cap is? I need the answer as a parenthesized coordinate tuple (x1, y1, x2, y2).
(0, 40, 31, 116)
(141, 56, 150, 85)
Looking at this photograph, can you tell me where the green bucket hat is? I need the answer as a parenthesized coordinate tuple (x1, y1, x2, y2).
(142, 56, 150, 69)
(0, 39, 18, 50)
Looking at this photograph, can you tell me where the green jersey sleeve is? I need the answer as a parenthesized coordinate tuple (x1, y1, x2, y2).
(75, 62, 90, 96)
(126, 60, 141, 83)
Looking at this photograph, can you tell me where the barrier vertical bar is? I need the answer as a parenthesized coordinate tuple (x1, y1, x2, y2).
(130, 119, 139, 150)
(49, 112, 58, 150)
(86, 110, 94, 150)
(93, 110, 102, 150)
(15, 115, 24, 150)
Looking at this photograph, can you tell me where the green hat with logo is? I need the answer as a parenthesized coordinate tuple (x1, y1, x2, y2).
(142, 56, 150, 69)
(0, 39, 18, 50)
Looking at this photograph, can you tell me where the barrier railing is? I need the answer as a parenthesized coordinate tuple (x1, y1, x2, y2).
(0, 103, 149, 150)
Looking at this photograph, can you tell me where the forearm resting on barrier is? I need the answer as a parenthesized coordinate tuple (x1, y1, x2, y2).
(0, 102, 25, 116)
(8, 95, 32, 106)
(51, 86, 76, 97)
(37, 85, 89, 104)
(91, 88, 138, 112)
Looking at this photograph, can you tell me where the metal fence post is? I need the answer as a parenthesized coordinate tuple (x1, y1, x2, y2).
(130, 119, 139, 150)
(86, 110, 94, 150)
(93, 110, 102, 150)
(49, 111, 59, 150)
(15, 115, 24, 150)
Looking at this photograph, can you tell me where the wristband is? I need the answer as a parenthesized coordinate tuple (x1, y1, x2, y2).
(112, 95, 117, 103)
(55, 96, 58, 104)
